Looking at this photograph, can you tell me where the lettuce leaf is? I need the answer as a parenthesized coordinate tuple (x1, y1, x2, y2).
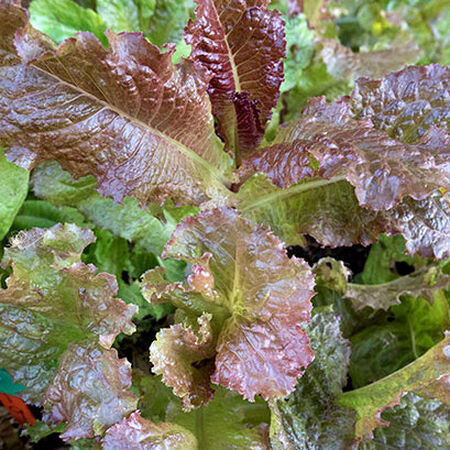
(349, 292, 450, 388)
(29, 0, 107, 45)
(142, 207, 314, 404)
(134, 372, 270, 449)
(270, 308, 355, 450)
(0, 224, 136, 403)
(185, 0, 286, 162)
(313, 257, 450, 311)
(0, 150, 29, 240)
(43, 341, 138, 440)
(338, 333, 450, 440)
(0, 1, 230, 206)
(359, 392, 450, 450)
(102, 411, 196, 449)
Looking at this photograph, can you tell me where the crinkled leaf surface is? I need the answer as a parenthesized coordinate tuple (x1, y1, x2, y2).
(185, 0, 285, 160)
(0, 150, 29, 240)
(29, 0, 107, 45)
(338, 333, 450, 440)
(239, 83, 449, 258)
(313, 257, 450, 311)
(270, 308, 356, 450)
(0, 223, 136, 403)
(143, 207, 314, 404)
(351, 64, 450, 143)
(43, 342, 138, 440)
(149, 313, 216, 410)
(244, 96, 449, 211)
(359, 392, 450, 450)
(0, 1, 230, 206)
(102, 411, 196, 450)
(32, 162, 177, 256)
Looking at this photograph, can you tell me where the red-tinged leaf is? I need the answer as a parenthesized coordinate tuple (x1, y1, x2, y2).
(0, 1, 230, 206)
(143, 208, 315, 404)
(43, 342, 138, 441)
(246, 97, 449, 211)
(238, 174, 449, 259)
(185, 0, 285, 161)
(351, 64, 450, 143)
(102, 411, 197, 450)
(0, 224, 137, 404)
(149, 314, 216, 411)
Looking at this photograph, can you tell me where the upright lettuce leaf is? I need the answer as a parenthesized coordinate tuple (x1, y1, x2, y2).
(0, 150, 29, 240)
(338, 333, 450, 440)
(270, 308, 356, 450)
(185, 0, 286, 161)
(96, 0, 156, 33)
(0, 224, 137, 403)
(29, 0, 107, 45)
(142, 207, 314, 405)
(0, 1, 230, 206)
(43, 342, 138, 440)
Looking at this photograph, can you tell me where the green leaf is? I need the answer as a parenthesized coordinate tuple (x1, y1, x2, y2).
(135, 371, 269, 450)
(349, 292, 450, 388)
(32, 162, 191, 281)
(29, 0, 107, 45)
(0, 224, 137, 404)
(166, 386, 270, 450)
(147, 0, 195, 47)
(338, 333, 450, 440)
(0, 151, 29, 240)
(270, 308, 356, 450)
(97, 0, 156, 32)
(359, 392, 450, 450)
(361, 234, 415, 284)
(12, 199, 86, 231)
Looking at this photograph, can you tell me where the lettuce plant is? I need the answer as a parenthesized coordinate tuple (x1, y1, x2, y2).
(0, 0, 448, 448)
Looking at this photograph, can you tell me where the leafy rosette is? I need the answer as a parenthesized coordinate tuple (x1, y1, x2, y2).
(185, 0, 286, 162)
(142, 207, 315, 408)
(0, 0, 230, 206)
(238, 65, 449, 258)
(0, 223, 136, 403)
(43, 342, 138, 441)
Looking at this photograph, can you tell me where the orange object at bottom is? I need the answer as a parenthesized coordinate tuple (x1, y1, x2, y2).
(0, 393, 35, 426)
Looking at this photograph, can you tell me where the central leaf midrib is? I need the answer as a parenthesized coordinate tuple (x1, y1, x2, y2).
(32, 59, 229, 185)
(211, 1, 241, 93)
(241, 176, 348, 211)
